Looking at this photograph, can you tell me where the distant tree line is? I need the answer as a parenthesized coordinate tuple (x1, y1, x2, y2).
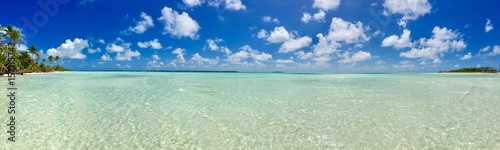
(439, 67, 498, 73)
(1, 24, 66, 75)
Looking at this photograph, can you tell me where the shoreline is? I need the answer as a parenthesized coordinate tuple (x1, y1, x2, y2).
(1, 71, 63, 76)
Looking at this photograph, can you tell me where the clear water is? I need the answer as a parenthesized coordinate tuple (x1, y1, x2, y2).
(1, 72, 500, 149)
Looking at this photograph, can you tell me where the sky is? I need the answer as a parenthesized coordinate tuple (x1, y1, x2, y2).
(1, 0, 499, 72)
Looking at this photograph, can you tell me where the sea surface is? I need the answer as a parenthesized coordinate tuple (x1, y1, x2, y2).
(1, 72, 500, 149)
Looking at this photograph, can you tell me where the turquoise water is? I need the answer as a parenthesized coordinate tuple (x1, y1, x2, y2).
(1, 72, 500, 149)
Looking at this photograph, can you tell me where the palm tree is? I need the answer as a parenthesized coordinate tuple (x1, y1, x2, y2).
(4, 25, 24, 65)
(48, 55, 54, 67)
(29, 45, 37, 61)
(55, 55, 60, 65)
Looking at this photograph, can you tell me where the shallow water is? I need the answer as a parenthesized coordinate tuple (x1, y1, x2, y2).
(1, 72, 500, 149)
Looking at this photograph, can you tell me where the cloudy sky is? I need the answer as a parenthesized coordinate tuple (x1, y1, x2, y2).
(2, 0, 499, 72)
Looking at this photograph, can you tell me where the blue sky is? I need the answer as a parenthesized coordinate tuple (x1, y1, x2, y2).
(2, 0, 499, 72)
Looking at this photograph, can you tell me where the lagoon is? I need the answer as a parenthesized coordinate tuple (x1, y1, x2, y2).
(1, 72, 500, 149)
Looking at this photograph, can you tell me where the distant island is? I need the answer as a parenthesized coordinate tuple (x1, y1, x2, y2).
(439, 67, 498, 73)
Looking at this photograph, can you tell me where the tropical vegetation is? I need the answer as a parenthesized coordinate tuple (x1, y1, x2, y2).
(439, 67, 498, 73)
(0, 24, 67, 75)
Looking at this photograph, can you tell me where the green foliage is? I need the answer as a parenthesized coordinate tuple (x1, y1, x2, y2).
(0, 24, 67, 74)
(441, 67, 498, 73)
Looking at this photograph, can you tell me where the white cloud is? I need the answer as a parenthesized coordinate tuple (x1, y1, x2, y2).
(480, 46, 491, 52)
(339, 51, 372, 63)
(105, 38, 140, 61)
(279, 36, 312, 53)
(183, 0, 205, 7)
(16, 44, 28, 52)
(190, 53, 219, 65)
(266, 26, 293, 43)
(88, 47, 101, 54)
(147, 60, 165, 69)
(105, 38, 130, 53)
(172, 48, 186, 63)
(101, 53, 112, 61)
(158, 7, 200, 39)
(296, 51, 314, 60)
(307, 17, 370, 63)
(152, 54, 161, 60)
(486, 45, 500, 57)
(326, 17, 370, 44)
(205, 38, 223, 51)
(459, 52, 472, 60)
(381, 29, 413, 49)
(257, 29, 269, 39)
(115, 49, 141, 61)
(98, 39, 105, 44)
(263, 16, 280, 24)
(127, 12, 154, 34)
(400, 26, 466, 59)
(224, 0, 246, 10)
(46, 38, 89, 59)
(301, 10, 326, 23)
(260, 26, 312, 53)
(432, 58, 442, 64)
(226, 45, 272, 65)
(313, 0, 341, 11)
(383, 0, 432, 27)
(393, 60, 415, 69)
(138, 39, 163, 50)
(485, 19, 494, 33)
(276, 58, 294, 64)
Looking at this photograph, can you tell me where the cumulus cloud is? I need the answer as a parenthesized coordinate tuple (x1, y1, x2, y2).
(266, 26, 293, 43)
(115, 49, 141, 61)
(301, 10, 326, 23)
(226, 45, 272, 66)
(485, 19, 494, 33)
(313, 0, 341, 11)
(190, 53, 219, 66)
(158, 7, 200, 39)
(224, 0, 246, 10)
(306, 17, 370, 63)
(383, 0, 432, 27)
(485, 45, 500, 57)
(263, 16, 280, 24)
(138, 39, 163, 50)
(183, 0, 205, 7)
(106, 38, 130, 53)
(259, 26, 312, 53)
(127, 12, 154, 34)
(101, 53, 112, 61)
(459, 52, 472, 60)
(46, 38, 89, 59)
(208, 0, 246, 10)
(88, 47, 101, 54)
(172, 48, 187, 63)
(381, 29, 414, 49)
(301, 0, 339, 23)
(152, 54, 161, 60)
(105, 38, 141, 61)
(205, 38, 223, 51)
(326, 17, 370, 44)
(279, 36, 312, 53)
(276, 58, 294, 64)
(257, 29, 269, 39)
(393, 60, 415, 69)
(147, 60, 165, 69)
(339, 51, 372, 63)
(399, 26, 467, 60)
